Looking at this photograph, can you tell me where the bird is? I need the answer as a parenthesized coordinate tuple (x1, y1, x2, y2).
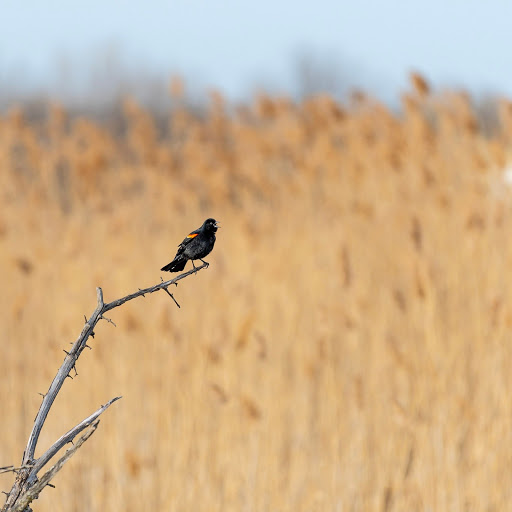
(161, 218, 219, 272)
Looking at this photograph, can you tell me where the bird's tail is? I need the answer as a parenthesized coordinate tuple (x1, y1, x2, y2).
(161, 256, 187, 272)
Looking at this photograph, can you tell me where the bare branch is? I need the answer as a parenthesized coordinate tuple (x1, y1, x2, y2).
(22, 289, 104, 466)
(26, 397, 121, 485)
(11, 422, 100, 512)
(163, 287, 181, 308)
(22, 263, 205, 467)
(2, 263, 208, 512)
(102, 262, 207, 312)
(99, 315, 116, 327)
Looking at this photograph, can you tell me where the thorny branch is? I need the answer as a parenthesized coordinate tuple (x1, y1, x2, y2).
(10, 423, 100, 512)
(1, 263, 208, 512)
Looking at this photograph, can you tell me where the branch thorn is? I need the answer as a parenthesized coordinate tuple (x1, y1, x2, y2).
(100, 315, 116, 327)
(163, 287, 181, 308)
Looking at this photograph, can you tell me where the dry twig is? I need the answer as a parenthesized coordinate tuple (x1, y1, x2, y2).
(1, 263, 207, 512)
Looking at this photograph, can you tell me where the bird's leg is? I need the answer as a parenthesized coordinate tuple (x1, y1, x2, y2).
(191, 260, 198, 274)
(199, 259, 209, 268)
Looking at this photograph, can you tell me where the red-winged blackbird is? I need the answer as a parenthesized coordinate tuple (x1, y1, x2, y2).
(161, 218, 219, 272)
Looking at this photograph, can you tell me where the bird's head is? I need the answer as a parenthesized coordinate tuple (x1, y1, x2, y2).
(204, 218, 220, 232)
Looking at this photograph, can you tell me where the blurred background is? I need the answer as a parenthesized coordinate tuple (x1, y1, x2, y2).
(2, 1, 512, 511)
(2, 0, 512, 110)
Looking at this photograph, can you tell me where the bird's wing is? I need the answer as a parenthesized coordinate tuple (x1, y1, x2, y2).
(176, 228, 200, 253)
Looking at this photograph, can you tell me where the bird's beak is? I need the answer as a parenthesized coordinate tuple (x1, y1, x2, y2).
(215, 221, 221, 228)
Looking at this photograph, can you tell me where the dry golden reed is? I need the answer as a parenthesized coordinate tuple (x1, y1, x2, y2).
(1, 74, 512, 511)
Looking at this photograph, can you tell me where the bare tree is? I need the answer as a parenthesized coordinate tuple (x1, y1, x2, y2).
(1, 263, 208, 512)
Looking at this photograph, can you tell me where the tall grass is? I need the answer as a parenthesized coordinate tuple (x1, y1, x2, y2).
(1, 75, 512, 511)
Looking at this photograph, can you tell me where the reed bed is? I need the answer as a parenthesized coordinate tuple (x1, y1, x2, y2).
(1, 75, 512, 511)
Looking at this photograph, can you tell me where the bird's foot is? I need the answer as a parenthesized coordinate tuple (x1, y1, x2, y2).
(200, 259, 210, 268)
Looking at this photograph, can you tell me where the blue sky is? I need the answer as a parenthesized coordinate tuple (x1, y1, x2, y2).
(0, 0, 511, 104)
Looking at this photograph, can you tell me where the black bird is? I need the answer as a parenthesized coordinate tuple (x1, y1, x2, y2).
(161, 218, 219, 272)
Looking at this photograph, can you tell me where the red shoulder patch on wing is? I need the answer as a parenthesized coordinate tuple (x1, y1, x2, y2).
(187, 233, 198, 239)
